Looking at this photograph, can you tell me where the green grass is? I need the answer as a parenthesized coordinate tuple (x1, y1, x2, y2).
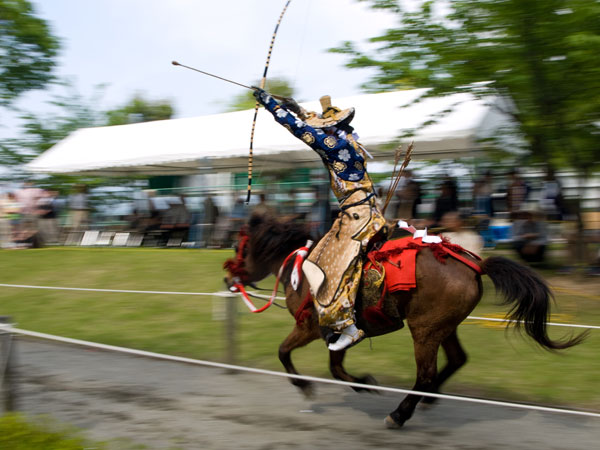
(0, 247, 599, 410)
(0, 413, 147, 450)
(0, 414, 96, 450)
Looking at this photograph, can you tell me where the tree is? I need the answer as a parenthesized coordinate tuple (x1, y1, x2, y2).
(333, 0, 600, 176)
(226, 77, 295, 112)
(106, 95, 174, 126)
(0, 0, 60, 107)
(0, 81, 107, 186)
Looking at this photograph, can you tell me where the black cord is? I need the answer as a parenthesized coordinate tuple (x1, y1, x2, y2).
(245, 291, 287, 309)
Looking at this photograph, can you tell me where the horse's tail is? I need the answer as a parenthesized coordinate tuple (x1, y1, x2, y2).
(480, 256, 587, 350)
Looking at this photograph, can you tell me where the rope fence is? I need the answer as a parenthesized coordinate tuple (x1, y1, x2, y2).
(3, 325, 599, 420)
(1, 283, 599, 330)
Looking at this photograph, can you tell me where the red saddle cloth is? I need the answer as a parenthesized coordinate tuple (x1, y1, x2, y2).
(365, 236, 482, 293)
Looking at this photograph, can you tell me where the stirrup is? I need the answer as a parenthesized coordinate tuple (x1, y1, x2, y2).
(327, 325, 366, 352)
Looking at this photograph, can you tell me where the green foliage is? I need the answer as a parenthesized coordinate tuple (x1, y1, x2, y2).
(0, 413, 104, 450)
(0, 80, 109, 186)
(334, 0, 600, 175)
(0, 83, 174, 191)
(0, 0, 60, 106)
(226, 77, 295, 111)
(106, 95, 174, 126)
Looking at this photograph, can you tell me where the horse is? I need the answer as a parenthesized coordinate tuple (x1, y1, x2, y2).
(223, 213, 585, 428)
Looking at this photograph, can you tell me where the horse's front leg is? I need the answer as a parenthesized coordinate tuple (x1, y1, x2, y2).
(329, 349, 379, 393)
(279, 322, 320, 398)
(385, 336, 440, 428)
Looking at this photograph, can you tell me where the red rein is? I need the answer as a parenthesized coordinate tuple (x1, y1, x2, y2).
(224, 228, 312, 314)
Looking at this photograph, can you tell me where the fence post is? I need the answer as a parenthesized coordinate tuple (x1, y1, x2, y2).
(224, 293, 238, 372)
(0, 316, 16, 412)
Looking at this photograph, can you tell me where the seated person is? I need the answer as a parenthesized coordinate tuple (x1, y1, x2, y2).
(439, 211, 484, 255)
(512, 210, 548, 263)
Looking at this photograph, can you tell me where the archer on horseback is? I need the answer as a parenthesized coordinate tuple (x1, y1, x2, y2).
(253, 88, 387, 352)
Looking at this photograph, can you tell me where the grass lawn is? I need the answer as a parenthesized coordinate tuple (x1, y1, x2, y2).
(0, 247, 599, 409)
(0, 413, 143, 449)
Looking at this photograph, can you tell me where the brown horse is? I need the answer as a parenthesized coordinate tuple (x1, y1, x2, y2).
(224, 214, 585, 428)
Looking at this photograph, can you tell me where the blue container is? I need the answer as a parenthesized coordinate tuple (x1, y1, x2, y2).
(490, 225, 512, 243)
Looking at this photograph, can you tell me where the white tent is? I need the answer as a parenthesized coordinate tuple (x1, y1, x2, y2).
(25, 89, 511, 176)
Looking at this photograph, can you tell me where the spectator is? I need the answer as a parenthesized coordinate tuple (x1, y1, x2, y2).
(506, 169, 529, 219)
(0, 192, 20, 248)
(308, 185, 332, 238)
(431, 180, 459, 227)
(440, 211, 484, 255)
(512, 210, 548, 264)
(538, 168, 564, 221)
(281, 189, 301, 219)
(16, 181, 44, 217)
(587, 249, 600, 277)
(36, 190, 60, 245)
(69, 184, 90, 231)
(252, 192, 276, 218)
(473, 171, 495, 248)
(395, 170, 421, 220)
(160, 195, 191, 244)
(201, 193, 219, 247)
(473, 171, 494, 217)
(215, 195, 247, 248)
(229, 196, 247, 230)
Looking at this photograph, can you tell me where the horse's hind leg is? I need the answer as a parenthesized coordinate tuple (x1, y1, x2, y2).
(279, 323, 320, 397)
(385, 336, 440, 428)
(329, 349, 379, 393)
(421, 329, 467, 405)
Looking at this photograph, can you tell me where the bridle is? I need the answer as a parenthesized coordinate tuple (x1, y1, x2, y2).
(224, 229, 312, 313)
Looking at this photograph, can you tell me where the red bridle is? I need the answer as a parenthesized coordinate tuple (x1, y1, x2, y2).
(224, 228, 312, 313)
(223, 227, 250, 284)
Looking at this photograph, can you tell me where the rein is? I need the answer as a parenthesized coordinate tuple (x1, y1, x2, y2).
(229, 240, 313, 313)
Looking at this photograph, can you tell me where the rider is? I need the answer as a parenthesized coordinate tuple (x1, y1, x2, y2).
(253, 88, 386, 351)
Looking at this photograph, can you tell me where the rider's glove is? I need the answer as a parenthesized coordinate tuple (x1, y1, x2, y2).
(252, 87, 270, 104)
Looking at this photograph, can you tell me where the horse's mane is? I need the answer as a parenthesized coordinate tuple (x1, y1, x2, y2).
(247, 213, 313, 265)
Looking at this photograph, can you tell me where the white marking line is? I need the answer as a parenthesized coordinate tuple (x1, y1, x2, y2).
(0, 283, 229, 297)
(1, 283, 599, 330)
(467, 316, 599, 330)
(6, 326, 600, 420)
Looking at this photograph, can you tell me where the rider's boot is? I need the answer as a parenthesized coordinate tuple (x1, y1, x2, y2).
(327, 324, 366, 351)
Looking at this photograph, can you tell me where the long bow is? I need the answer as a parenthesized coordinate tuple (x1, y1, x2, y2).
(246, 0, 292, 204)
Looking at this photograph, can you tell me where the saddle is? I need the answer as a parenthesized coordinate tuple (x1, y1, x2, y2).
(359, 225, 482, 326)
(295, 223, 482, 328)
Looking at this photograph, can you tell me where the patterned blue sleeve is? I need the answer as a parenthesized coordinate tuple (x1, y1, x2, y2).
(256, 92, 367, 183)
(258, 94, 348, 156)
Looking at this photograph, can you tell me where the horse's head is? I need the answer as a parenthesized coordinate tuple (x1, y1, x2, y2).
(223, 213, 313, 290)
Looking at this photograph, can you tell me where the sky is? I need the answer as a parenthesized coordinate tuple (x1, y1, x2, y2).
(3, 0, 399, 135)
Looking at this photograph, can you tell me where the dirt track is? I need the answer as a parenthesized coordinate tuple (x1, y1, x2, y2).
(7, 337, 600, 449)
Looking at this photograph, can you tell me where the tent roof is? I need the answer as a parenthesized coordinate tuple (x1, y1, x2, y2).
(25, 89, 503, 176)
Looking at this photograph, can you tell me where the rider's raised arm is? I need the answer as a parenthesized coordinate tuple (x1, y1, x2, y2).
(254, 90, 349, 155)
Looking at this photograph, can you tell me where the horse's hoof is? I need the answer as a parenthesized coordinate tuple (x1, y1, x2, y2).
(362, 374, 379, 386)
(384, 415, 403, 429)
(352, 374, 380, 394)
(299, 383, 315, 399)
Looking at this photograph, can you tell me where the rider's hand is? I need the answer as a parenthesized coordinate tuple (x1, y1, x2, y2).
(252, 87, 269, 104)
